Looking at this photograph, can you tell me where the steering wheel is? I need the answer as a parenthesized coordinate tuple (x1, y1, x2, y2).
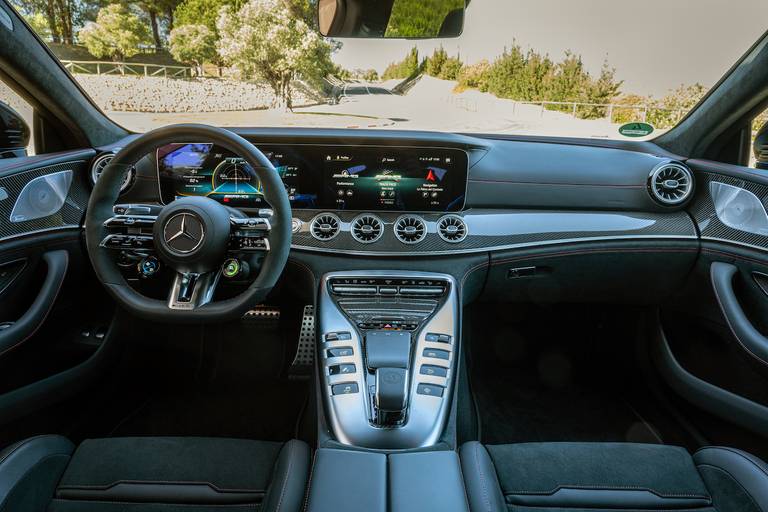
(85, 124, 292, 323)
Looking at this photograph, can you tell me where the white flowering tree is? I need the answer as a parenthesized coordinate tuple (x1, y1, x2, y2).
(216, 0, 334, 110)
(169, 24, 217, 75)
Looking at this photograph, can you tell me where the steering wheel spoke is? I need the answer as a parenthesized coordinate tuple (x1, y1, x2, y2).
(168, 270, 220, 310)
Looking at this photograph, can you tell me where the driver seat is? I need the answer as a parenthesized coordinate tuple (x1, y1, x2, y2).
(0, 435, 310, 512)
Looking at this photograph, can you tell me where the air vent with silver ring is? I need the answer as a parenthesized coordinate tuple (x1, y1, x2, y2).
(436, 214, 467, 243)
(310, 213, 341, 240)
(394, 215, 427, 244)
(91, 152, 135, 193)
(647, 161, 693, 206)
(351, 214, 383, 243)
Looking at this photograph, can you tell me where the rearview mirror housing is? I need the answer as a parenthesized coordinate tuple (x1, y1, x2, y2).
(0, 102, 30, 158)
(318, 0, 465, 39)
(755, 122, 768, 170)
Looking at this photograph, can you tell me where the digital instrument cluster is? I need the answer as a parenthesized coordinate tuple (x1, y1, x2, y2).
(156, 143, 467, 211)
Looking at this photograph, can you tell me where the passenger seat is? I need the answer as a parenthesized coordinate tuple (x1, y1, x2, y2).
(460, 441, 768, 512)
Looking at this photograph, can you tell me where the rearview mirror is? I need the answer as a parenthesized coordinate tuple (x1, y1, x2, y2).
(0, 102, 30, 159)
(318, 0, 465, 38)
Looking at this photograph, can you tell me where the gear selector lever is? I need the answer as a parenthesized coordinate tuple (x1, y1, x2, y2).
(365, 331, 412, 425)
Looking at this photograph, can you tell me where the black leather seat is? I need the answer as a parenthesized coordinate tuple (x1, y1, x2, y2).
(460, 441, 768, 512)
(0, 435, 310, 512)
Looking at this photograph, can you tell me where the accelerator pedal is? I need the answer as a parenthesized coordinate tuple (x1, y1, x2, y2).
(289, 305, 315, 379)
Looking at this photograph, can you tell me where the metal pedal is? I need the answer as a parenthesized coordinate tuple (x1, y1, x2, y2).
(290, 305, 315, 376)
(242, 306, 281, 326)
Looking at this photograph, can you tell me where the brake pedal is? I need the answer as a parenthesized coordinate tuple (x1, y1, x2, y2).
(290, 305, 315, 378)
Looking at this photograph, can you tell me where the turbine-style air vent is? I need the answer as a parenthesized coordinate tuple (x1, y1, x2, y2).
(310, 213, 341, 240)
(437, 214, 467, 243)
(90, 153, 134, 193)
(351, 214, 383, 243)
(648, 162, 693, 206)
(394, 215, 427, 244)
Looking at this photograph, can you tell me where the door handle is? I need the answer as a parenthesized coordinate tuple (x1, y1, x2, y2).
(0, 250, 69, 358)
(711, 261, 768, 366)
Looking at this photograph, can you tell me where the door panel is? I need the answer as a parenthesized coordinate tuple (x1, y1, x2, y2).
(0, 152, 114, 398)
(657, 159, 768, 445)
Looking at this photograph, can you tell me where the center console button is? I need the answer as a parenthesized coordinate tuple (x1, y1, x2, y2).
(327, 347, 354, 358)
(332, 382, 359, 395)
(329, 363, 356, 375)
(325, 331, 351, 342)
(423, 348, 450, 360)
(378, 286, 398, 295)
(417, 383, 444, 397)
(420, 365, 448, 377)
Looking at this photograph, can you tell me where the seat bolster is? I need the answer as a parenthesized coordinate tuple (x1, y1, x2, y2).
(261, 439, 310, 512)
(459, 442, 506, 512)
(0, 435, 74, 511)
(694, 446, 768, 512)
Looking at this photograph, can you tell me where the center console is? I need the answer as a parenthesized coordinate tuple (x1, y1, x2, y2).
(317, 271, 459, 449)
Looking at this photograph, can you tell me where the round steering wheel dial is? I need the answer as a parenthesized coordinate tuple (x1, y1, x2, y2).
(85, 124, 292, 323)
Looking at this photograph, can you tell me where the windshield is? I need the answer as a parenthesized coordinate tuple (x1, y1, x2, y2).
(9, 0, 768, 139)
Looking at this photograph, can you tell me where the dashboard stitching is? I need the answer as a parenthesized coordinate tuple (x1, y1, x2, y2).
(468, 179, 644, 188)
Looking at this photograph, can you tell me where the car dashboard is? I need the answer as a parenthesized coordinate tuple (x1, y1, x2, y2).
(107, 128, 697, 258)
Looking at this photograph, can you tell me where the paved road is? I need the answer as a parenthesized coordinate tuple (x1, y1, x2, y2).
(341, 83, 394, 98)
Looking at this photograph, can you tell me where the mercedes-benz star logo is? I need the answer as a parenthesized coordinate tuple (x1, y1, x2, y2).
(163, 213, 205, 254)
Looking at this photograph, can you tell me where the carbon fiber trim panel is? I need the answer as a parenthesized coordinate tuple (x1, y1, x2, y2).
(0, 161, 89, 241)
(690, 172, 768, 252)
(290, 209, 696, 256)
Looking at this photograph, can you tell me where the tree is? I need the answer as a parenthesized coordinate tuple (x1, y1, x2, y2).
(216, 0, 334, 110)
(439, 56, 462, 80)
(78, 4, 151, 61)
(382, 46, 420, 80)
(425, 46, 448, 77)
(22, 11, 52, 39)
(169, 24, 216, 73)
(11, 0, 77, 43)
(456, 59, 490, 92)
(175, 0, 229, 34)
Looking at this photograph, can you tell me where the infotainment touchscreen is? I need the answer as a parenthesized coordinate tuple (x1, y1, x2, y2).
(157, 143, 467, 211)
(323, 147, 466, 211)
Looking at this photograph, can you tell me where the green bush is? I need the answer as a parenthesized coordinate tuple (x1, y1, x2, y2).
(382, 47, 420, 80)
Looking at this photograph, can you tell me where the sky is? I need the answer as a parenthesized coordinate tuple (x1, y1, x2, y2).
(332, 0, 768, 97)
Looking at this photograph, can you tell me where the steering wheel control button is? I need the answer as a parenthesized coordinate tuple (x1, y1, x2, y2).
(163, 212, 205, 254)
(231, 217, 271, 232)
(233, 235, 270, 252)
(423, 348, 450, 360)
(327, 347, 353, 358)
(137, 257, 160, 278)
(420, 365, 448, 377)
(222, 258, 241, 279)
(332, 382, 359, 395)
(417, 383, 445, 397)
(325, 331, 351, 342)
(329, 364, 356, 375)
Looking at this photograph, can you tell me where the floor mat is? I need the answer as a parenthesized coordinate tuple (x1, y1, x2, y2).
(473, 370, 662, 445)
(109, 383, 308, 441)
(468, 304, 671, 446)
